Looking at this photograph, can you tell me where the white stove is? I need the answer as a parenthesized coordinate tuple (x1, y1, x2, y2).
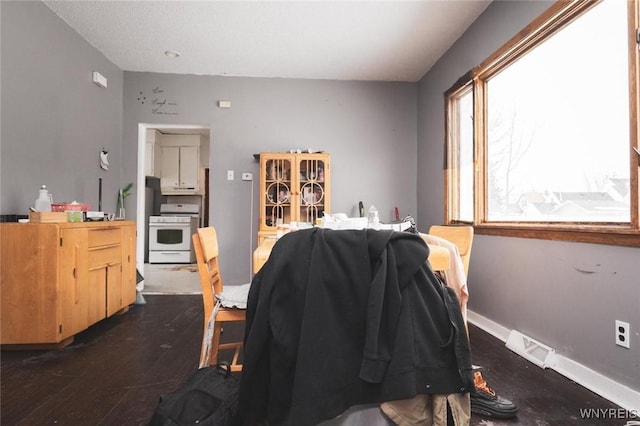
(148, 203, 200, 264)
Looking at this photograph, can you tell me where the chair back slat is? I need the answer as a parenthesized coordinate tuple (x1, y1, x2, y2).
(428, 225, 474, 276)
(194, 227, 224, 296)
(198, 227, 219, 261)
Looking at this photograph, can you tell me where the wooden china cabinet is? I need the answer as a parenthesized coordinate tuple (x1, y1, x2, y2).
(258, 152, 330, 243)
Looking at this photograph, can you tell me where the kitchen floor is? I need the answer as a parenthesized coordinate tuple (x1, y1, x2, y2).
(141, 263, 202, 294)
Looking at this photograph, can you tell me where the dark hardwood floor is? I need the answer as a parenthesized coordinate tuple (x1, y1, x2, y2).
(467, 326, 622, 426)
(1, 295, 624, 425)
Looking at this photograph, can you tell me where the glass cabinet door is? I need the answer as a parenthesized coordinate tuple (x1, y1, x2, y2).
(263, 157, 292, 228)
(296, 156, 326, 225)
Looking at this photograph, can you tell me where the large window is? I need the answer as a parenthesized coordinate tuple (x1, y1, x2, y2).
(445, 0, 640, 247)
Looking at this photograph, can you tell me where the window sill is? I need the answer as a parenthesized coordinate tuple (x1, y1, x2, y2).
(472, 223, 640, 248)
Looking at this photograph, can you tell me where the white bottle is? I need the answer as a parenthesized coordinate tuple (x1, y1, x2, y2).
(35, 185, 52, 212)
(368, 205, 379, 229)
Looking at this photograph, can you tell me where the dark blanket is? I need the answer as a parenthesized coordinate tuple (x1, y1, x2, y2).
(239, 228, 473, 426)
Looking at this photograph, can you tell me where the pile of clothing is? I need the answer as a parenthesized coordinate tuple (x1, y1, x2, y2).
(238, 228, 474, 425)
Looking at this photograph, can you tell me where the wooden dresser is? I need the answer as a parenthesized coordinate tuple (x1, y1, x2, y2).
(1, 221, 136, 348)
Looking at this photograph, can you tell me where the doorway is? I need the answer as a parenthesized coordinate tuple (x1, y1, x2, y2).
(136, 123, 211, 292)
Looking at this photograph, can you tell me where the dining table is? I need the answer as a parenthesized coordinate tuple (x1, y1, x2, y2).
(253, 232, 451, 275)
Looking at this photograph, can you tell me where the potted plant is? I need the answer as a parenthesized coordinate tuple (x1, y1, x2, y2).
(116, 182, 133, 219)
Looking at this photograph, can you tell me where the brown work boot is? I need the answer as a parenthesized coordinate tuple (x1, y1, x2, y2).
(470, 371, 518, 419)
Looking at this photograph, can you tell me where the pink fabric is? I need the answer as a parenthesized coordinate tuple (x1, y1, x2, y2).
(420, 233, 468, 324)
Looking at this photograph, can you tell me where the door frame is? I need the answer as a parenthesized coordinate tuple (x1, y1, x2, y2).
(135, 123, 211, 289)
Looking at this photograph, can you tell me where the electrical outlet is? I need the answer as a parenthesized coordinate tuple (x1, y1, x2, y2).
(615, 320, 630, 349)
(241, 172, 253, 181)
(227, 170, 234, 181)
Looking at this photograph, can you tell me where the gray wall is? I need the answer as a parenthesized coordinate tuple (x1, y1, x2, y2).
(417, 0, 640, 393)
(123, 73, 417, 284)
(0, 1, 123, 214)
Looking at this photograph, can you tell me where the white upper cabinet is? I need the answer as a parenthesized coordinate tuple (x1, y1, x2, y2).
(158, 135, 201, 195)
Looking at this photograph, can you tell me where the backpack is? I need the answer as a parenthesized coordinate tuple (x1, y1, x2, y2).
(148, 363, 240, 426)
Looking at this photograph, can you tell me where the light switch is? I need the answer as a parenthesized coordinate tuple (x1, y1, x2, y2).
(227, 170, 234, 180)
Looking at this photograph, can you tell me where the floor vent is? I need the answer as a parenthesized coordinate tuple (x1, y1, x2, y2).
(505, 330, 557, 369)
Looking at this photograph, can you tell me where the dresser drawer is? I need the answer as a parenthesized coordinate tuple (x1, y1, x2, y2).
(88, 245, 121, 268)
(88, 228, 121, 248)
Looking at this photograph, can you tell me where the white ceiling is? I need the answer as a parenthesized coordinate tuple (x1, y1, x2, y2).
(43, 0, 491, 83)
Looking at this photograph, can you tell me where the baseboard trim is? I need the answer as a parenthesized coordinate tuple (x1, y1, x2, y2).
(467, 310, 510, 341)
(467, 310, 640, 413)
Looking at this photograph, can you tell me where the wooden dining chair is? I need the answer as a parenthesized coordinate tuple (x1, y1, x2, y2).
(428, 225, 474, 276)
(192, 227, 246, 371)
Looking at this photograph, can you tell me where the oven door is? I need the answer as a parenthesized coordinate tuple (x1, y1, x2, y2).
(149, 222, 192, 252)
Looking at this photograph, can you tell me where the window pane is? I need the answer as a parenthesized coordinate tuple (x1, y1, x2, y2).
(458, 90, 474, 222)
(486, 0, 630, 222)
